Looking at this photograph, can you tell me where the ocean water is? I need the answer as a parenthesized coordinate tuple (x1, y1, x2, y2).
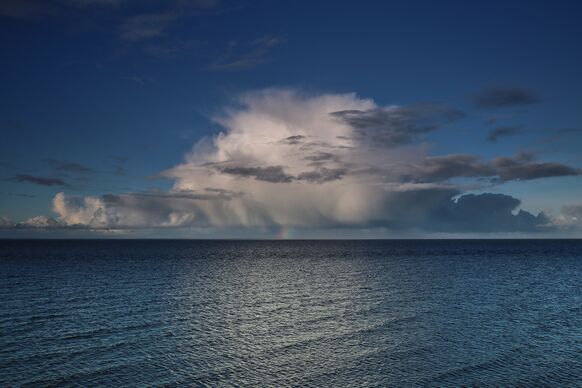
(0, 240, 581, 387)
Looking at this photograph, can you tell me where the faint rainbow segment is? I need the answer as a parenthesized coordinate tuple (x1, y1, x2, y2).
(276, 226, 296, 239)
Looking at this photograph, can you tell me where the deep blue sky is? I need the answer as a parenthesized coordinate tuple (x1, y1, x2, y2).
(1, 0, 581, 237)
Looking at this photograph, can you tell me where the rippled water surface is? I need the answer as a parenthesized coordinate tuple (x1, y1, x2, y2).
(1, 240, 581, 386)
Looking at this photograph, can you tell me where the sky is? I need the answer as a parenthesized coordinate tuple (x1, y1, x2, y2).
(0, 0, 581, 238)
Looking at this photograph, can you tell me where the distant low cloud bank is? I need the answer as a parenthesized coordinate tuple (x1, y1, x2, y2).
(2, 89, 580, 235)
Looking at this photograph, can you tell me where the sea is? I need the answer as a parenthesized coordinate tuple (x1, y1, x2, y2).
(0, 239, 581, 387)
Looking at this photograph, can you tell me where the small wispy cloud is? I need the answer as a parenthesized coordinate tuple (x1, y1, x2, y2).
(120, 12, 178, 42)
(487, 125, 522, 143)
(208, 34, 286, 71)
(45, 159, 95, 174)
(473, 86, 540, 109)
(119, 1, 220, 43)
(12, 174, 67, 187)
(1, 192, 36, 198)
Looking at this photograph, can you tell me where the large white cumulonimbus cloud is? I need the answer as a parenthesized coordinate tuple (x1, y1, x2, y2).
(50, 89, 566, 232)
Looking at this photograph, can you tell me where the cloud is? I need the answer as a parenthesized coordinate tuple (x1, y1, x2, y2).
(487, 125, 521, 142)
(119, 1, 220, 43)
(279, 135, 306, 145)
(45, 159, 95, 174)
(400, 152, 581, 183)
(208, 34, 286, 71)
(331, 103, 463, 147)
(2, 192, 36, 198)
(47, 188, 549, 233)
(6, 89, 576, 235)
(28, 88, 573, 234)
(430, 193, 549, 233)
(400, 154, 493, 182)
(490, 151, 581, 181)
(21, 215, 65, 228)
(216, 165, 295, 183)
(473, 86, 540, 109)
(0, 215, 65, 229)
(296, 167, 347, 183)
(12, 174, 67, 186)
(553, 204, 582, 229)
(0, 217, 15, 228)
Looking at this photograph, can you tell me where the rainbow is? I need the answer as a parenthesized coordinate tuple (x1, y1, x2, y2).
(276, 226, 296, 240)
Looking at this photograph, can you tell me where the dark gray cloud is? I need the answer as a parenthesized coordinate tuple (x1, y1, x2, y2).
(215, 163, 347, 184)
(473, 87, 540, 109)
(487, 125, 521, 142)
(362, 188, 548, 233)
(432, 193, 549, 232)
(211, 151, 579, 187)
(302, 152, 337, 163)
(400, 152, 581, 183)
(331, 103, 463, 147)
(13, 174, 67, 186)
(129, 188, 243, 201)
(401, 155, 493, 182)
(218, 165, 295, 183)
(491, 154, 581, 181)
(296, 167, 347, 183)
(278, 135, 306, 145)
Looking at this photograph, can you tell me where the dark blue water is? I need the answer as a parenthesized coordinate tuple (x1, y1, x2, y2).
(1, 240, 581, 387)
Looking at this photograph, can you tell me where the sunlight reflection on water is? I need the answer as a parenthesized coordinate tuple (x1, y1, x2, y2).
(1, 240, 581, 386)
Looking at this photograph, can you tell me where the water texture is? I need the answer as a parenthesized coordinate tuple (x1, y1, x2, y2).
(1, 240, 581, 387)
